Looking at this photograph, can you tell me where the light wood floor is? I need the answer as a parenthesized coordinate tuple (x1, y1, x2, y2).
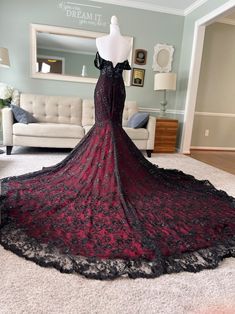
(190, 150, 235, 175)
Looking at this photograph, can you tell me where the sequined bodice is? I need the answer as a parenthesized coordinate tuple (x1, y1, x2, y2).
(94, 51, 131, 78)
(94, 52, 131, 125)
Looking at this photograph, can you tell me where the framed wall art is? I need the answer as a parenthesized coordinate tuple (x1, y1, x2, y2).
(132, 68, 145, 87)
(134, 49, 147, 65)
(152, 43, 174, 72)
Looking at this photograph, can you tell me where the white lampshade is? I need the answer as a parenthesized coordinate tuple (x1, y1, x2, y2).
(154, 72, 176, 91)
(0, 47, 10, 68)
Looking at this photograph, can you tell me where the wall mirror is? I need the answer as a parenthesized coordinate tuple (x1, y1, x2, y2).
(152, 43, 174, 72)
(30, 24, 133, 85)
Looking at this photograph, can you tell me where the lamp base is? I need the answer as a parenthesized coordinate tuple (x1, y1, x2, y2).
(160, 100, 167, 117)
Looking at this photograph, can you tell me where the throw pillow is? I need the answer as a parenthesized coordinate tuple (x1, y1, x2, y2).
(127, 112, 149, 128)
(10, 104, 38, 124)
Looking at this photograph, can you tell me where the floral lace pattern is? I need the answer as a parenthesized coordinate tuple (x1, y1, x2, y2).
(0, 52, 235, 280)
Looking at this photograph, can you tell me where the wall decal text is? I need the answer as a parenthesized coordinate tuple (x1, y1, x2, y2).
(58, 1, 107, 27)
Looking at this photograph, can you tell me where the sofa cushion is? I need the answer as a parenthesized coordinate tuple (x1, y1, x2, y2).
(13, 123, 85, 139)
(123, 127, 149, 140)
(20, 94, 83, 125)
(122, 101, 139, 127)
(127, 112, 149, 128)
(82, 99, 95, 126)
(11, 104, 38, 124)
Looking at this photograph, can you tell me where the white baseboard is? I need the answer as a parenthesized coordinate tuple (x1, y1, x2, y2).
(190, 146, 235, 151)
(195, 112, 235, 118)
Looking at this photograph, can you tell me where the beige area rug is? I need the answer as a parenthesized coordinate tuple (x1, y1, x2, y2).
(0, 148, 235, 314)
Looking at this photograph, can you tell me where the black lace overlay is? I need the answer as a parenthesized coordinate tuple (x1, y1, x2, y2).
(0, 52, 235, 280)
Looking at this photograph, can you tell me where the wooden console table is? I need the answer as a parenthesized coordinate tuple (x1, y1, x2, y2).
(154, 118, 178, 153)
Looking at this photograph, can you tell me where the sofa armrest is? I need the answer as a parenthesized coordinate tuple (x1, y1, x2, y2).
(146, 116, 156, 150)
(2, 107, 14, 146)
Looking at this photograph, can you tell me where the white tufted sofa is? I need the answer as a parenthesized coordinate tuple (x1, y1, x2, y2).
(2, 93, 156, 157)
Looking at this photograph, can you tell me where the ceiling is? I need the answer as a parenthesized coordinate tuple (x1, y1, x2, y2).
(37, 33, 96, 54)
(89, 0, 206, 15)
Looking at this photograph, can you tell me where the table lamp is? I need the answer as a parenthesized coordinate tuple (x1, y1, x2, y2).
(154, 72, 176, 117)
(0, 47, 10, 154)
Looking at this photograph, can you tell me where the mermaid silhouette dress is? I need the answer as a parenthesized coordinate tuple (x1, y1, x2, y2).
(0, 52, 234, 279)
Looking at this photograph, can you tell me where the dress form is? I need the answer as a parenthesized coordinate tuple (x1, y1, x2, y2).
(96, 16, 131, 67)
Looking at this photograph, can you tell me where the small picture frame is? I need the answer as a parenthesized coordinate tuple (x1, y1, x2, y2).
(134, 49, 147, 65)
(132, 68, 145, 87)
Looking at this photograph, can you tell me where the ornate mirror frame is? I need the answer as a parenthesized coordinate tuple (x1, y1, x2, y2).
(30, 24, 133, 86)
(152, 43, 174, 72)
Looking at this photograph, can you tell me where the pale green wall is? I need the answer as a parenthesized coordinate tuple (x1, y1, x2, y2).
(0, 0, 183, 109)
(192, 116, 235, 147)
(191, 22, 235, 148)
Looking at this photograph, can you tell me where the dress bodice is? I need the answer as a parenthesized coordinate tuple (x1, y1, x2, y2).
(94, 52, 131, 78)
(94, 52, 131, 125)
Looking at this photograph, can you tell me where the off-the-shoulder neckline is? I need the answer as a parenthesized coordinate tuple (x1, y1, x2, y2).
(96, 51, 129, 69)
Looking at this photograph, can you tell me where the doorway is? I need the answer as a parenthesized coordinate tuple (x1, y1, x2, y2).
(181, 0, 235, 155)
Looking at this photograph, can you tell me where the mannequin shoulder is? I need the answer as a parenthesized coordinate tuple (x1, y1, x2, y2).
(96, 35, 131, 64)
(96, 35, 131, 50)
(96, 36, 109, 46)
(123, 37, 132, 51)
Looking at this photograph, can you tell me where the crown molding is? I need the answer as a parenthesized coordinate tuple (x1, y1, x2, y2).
(184, 0, 208, 16)
(89, 0, 209, 16)
(89, 0, 184, 16)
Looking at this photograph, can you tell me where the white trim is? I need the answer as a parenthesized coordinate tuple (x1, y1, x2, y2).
(30, 23, 104, 84)
(190, 146, 235, 151)
(166, 109, 185, 115)
(32, 72, 98, 84)
(196, 1, 235, 26)
(89, 0, 184, 15)
(218, 18, 235, 26)
(181, 0, 235, 154)
(67, 2, 102, 9)
(195, 111, 235, 118)
(180, 25, 205, 153)
(139, 107, 158, 113)
(89, 0, 209, 16)
(184, 0, 208, 16)
(139, 107, 184, 115)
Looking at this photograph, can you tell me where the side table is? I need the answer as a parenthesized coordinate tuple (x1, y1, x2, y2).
(154, 118, 178, 153)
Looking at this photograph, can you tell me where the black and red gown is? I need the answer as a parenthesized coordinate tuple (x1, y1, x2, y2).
(0, 52, 234, 279)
